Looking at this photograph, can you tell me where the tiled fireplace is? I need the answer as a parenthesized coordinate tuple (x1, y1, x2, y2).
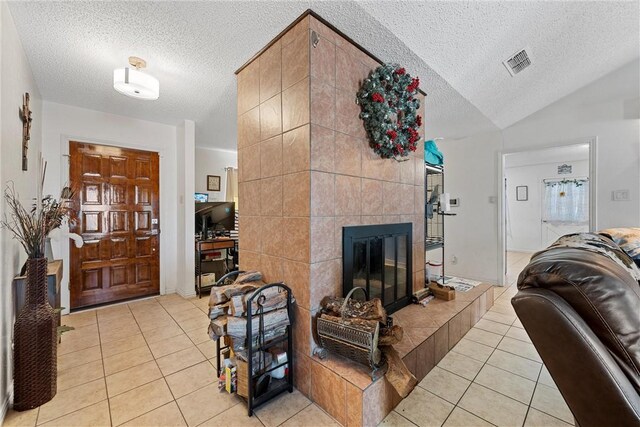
(235, 10, 493, 426)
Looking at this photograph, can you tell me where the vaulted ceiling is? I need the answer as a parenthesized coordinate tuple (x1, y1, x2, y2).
(8, 1, 639, 150)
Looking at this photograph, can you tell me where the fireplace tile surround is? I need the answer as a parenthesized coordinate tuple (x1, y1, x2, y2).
(236, 10, 443, 425)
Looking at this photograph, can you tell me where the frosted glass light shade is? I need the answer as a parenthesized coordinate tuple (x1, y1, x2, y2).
(113, 67, 159, 100)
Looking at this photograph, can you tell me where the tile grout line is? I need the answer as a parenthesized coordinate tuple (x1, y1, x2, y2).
(40, 311, 110, 426)
(438, 303, 526, 427)
(107, 297, 204, 425)
(438, 333, 503, 427)
(434, 305, 514, 426)
(271, 401, 313, 427)
(387, 409, 418, 427)
(56, 298, 195, 426)
(442, 275, 557, 427)
(521, 363, 544, 427)
(130, 297, 192, 427)
(97, 308, 115, 427)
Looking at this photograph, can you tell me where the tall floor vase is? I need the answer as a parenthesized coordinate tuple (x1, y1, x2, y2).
(13, 258, 57, 411)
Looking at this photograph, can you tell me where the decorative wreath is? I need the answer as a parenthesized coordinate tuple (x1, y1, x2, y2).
(357, 64, 422, 160)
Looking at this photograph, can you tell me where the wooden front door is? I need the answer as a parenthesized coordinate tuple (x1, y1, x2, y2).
(70, 142, 160, 309)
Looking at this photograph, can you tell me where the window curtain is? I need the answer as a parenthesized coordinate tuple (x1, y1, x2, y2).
(225, 167, 238, 205)
(542, 179, 589, 225)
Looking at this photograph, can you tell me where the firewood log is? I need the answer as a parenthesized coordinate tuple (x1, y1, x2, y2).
(381, 346, 416, 398)
(321, 295, 387, 323)
(378, 325, 404, 346)
(234, 270, 262, 284)
(318, 314, 379, 334)
(209, 303, 229, 320)
(208, 283, 261, 306)
(229, 295, 245, 317)
(245, 289, 288, 315)
(210, 317, 228, 337)
(229, 287, 289, 317)
(226, 307, 289, 339)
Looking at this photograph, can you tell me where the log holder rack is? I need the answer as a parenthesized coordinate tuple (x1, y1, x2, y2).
(214, 272, 294, 416)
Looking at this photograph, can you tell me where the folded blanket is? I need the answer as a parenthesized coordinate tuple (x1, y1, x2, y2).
(600, 228, 640, 267)
(549, 232, 640, 281)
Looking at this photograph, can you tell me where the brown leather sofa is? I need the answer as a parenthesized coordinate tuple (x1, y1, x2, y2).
(511, 233, 640, 427)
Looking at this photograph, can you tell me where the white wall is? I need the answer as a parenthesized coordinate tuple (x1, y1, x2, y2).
(505, 159, 589, 252)
(441, 60, 640, 285)
(177, 122, 196, 298)
(503, 59, 640, 229)
(0, 2, 43, 419)
(40, 101, 191, 311)
(440, 130, 503, 283)
(194, 147, 237, 202)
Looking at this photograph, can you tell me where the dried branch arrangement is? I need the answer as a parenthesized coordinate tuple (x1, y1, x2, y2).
(1, 162, 75, 259)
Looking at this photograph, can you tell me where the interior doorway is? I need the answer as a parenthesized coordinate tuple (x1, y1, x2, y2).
(499, 140, 596, 286)
(69, 141, 161, 309)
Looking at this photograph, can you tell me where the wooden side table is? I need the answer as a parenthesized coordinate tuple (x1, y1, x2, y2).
(195, 239, 235, 298)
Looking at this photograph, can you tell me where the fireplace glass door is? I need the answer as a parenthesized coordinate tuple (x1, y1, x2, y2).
(343, 223, 412, 314)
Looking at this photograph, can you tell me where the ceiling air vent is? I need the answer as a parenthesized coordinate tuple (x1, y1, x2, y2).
(503, 48, 531, 76)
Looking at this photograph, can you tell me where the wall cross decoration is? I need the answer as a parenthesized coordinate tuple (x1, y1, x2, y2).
(19, 93, 32, 171)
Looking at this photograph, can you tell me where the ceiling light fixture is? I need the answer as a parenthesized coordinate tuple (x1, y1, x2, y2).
(113, 56, 159, 100)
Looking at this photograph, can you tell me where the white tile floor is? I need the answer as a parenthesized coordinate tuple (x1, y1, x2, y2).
(380, 251, 574, 427)
(4, 251, 573, 427)
(2, 295, 339, 427)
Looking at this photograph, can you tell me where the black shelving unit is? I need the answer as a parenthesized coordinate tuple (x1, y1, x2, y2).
(425, 163, 446, 280)
(214, 274, 294, 416)
(195, 238, 235, 298)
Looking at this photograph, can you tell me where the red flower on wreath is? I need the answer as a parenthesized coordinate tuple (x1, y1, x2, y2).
(395, 68, 406, 75)
(371, 93, 384, 103)
(387, 130, 397, 141)
(416, 115, 422, 126)
(407, 77, 420, 92)
(407, 128, 419, 144)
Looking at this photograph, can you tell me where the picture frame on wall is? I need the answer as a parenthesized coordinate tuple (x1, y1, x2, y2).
(207, 175, 221, 191)
(516, 186, 528, 201)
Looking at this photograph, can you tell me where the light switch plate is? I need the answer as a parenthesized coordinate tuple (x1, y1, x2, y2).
(612, 190, 630, 201)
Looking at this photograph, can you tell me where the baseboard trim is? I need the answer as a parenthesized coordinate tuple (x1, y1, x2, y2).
(506, 248, 536, 254)
(177, 288, 196, 299)
(1, 386, 14, 425)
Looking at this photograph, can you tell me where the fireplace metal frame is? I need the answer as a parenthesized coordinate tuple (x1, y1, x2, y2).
(342, 223, 413, 314)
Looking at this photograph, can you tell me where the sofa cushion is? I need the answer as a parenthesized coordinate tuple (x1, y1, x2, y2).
(600, 227, 640, 267)
(518, 233, 640, 387)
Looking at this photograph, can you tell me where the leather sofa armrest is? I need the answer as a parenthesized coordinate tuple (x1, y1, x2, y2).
(512, 288, 640, 427)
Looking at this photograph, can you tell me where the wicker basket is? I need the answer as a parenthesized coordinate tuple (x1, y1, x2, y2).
(317, 287, 382, 369)
(13, 258, 57, 411)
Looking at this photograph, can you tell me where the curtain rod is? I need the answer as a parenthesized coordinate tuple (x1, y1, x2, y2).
(543, 177, 589, 183)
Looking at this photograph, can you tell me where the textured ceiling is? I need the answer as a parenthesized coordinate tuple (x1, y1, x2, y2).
(360, 0, 640, 129)
(8, 1, 639, 150)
